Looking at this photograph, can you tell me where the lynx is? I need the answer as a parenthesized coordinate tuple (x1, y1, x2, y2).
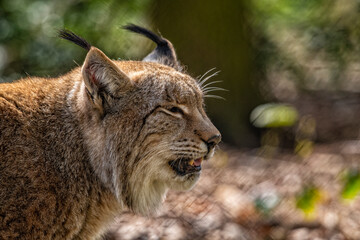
(0, 25, 221, 239)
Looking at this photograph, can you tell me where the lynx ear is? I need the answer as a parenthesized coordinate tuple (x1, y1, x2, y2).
(123, 24, 182, 71)
(81, 47, 132, 111)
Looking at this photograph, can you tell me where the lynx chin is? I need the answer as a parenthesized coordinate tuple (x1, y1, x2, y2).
(0, 24, 221, 239)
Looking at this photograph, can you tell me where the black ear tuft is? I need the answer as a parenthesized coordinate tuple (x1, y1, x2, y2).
(123, 24, 182, 71)
(123, 24, 167, 47)
(58, 29, 91, 51)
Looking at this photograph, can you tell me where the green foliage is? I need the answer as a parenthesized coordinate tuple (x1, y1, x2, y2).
(294, 169, 360, 219)
(251, 0, 360, 91)
(296, 186, 322, 217)
(342, 169, 360, 200)
(0, 0, 150, 83)
(250, 103, 298, 128)
(252, 0, 328, 26)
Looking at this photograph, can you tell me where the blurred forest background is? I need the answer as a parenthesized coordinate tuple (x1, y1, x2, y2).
(2, 0, 360, 148)
(4, 0, 360, 239)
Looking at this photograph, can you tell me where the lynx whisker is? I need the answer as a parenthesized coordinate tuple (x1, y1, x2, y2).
(198, 70, 220, 88)
(202, 87, 227, 94)
(201, 80, 223, 90)
(204, 94, 225, 100)
(199, 71, 220, 87)
(198, 67, 216, 82)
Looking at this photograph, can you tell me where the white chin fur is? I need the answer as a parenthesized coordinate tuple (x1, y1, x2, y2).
(127, 161, 201, 216)
(168, 172, 201, 191)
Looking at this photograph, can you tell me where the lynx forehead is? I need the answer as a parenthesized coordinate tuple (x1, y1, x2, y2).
(0, 24, 221, 239)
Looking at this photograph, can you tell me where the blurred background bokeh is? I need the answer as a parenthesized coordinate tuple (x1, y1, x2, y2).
(3, 0, 360, 239)
(3, 0, 360, 148)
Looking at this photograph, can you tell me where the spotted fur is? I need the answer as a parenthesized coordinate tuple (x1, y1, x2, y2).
(0, 26, 220, 239)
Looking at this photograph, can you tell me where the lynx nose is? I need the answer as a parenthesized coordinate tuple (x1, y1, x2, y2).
(206, 134, 221, 149)
(194, 114, 221, 151)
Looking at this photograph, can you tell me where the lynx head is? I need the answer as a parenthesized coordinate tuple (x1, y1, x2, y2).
(59, 25, 221, 215)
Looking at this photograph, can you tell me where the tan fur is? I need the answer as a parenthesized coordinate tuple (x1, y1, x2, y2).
(0, 45, 220, 239)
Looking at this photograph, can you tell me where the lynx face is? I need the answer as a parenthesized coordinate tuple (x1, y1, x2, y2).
(126, 69, 220, 213)
(87, 64, 221, 215)
(61, 25, 221, 215)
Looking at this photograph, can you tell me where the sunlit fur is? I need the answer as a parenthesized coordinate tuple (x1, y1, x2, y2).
(0, 43, 220, 239)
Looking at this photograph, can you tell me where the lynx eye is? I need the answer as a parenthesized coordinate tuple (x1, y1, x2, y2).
(169, 106, 183, 114)
(160, 105, 185, 117)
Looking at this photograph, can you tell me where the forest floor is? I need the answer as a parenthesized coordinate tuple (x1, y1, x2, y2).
(106, 142, 360, 240)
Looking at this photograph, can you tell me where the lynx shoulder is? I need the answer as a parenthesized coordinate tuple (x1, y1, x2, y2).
(0, 25, 220, 239)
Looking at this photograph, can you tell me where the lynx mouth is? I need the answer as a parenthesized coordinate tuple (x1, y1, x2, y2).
(168, 157, 203, 176)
